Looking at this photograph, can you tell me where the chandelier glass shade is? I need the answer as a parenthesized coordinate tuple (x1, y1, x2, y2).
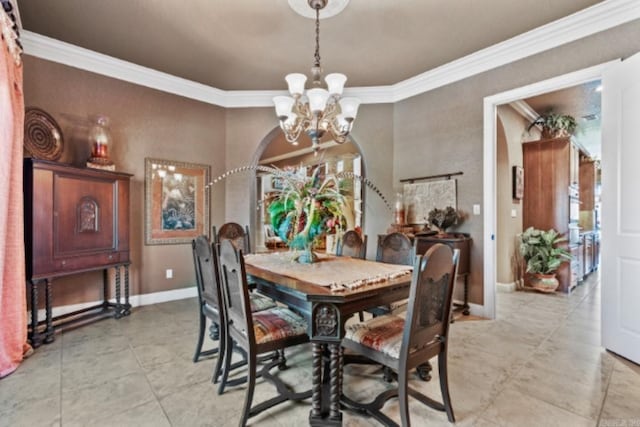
(273, 0, 361, 152)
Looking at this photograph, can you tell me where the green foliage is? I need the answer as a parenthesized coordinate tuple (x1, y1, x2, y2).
(519, 227, 571, 274)
(267, 166, 346, 250)
(428, 206, 460, 234)
(528, 111, 578, 138)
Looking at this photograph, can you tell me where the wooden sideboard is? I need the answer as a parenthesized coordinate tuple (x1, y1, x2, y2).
(380, 232, 472, 315)
(24, 159, 132, 347)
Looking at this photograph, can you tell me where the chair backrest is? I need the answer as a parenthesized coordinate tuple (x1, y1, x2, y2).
(213, 222, 251, 254)
(336, 230, 368, 259)
(376, 232, 415, 266)
(217, 239, 254, 347)
(401, 244, 459, 362)
(191, 235, 223, 311)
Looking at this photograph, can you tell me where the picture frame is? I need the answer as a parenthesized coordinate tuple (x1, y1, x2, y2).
(513, 165, 524, 200)
(271, 176, 283, 190)
(145, 158, 210, 245)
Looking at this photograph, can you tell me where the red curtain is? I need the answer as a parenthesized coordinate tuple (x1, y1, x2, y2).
(0, 5, 29, 378)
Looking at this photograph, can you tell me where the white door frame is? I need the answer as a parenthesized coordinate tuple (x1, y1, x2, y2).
(481, 60, 619, 319)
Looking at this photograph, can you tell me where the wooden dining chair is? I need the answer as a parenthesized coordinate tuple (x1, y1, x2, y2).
(191, 235, 276, 382)
(217, 239, 311, 426)
(337, 230, 368, 321)
(213, 222, 251, 253)
(366, 232, 416, 317)
(376, 232, 415, 266)
(342, 244, 460, 426)
(336, 229, 368, 259)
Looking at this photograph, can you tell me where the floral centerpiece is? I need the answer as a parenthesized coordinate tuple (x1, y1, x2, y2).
(267, 166, 347, 263)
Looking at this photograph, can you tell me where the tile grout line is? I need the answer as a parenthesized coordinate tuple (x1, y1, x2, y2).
(481, 275, 604, 423)
(595, 358, 616, 427)
(127, 324, 174, 426)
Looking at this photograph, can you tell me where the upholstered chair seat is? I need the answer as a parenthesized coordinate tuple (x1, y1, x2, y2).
(252, 307, 307, 345)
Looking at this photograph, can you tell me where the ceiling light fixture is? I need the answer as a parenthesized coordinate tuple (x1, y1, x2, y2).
(273, 0, 360, 154)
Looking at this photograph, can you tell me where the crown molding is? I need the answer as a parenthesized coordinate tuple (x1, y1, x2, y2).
(21, 0, 640, 107)
(21, 31, 227, 106)
(509, 100, 540, 123)
(391, 0, 640, 102)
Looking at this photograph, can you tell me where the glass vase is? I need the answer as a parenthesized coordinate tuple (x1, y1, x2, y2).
(296, 239, 318, 264)
(88, 115, 113, 165)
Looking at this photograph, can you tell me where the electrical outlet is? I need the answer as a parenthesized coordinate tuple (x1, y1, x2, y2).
(511, 208, 517, 218)
(166, 269, 173, 279)
(473, 204, 481, 215)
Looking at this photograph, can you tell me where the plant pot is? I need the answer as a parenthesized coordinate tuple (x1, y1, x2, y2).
(530, 273, 559, 293)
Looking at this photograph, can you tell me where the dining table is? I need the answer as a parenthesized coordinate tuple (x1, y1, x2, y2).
(244, 251, 414, 426)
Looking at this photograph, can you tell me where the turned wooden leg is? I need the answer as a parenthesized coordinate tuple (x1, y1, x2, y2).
(310, 342, 323, 418)
(123, 264, 131, 315)
(329, 343, 342, 422)
(462, 275, 470, 315)
(29, 280, 41, 348)
(417, 361, 433, 381)
(114, 266, 122, 318)
(44, 278, 54, 343)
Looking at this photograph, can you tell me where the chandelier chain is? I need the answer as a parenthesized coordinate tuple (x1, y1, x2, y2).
(314, 7, 321, 68)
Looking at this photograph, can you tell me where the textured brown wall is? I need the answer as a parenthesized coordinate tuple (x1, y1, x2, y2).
(394, 19, 640, 305)
(23, 56, 226, 306)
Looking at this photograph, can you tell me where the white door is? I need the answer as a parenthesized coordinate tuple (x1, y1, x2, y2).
(601, 52, 640, 364)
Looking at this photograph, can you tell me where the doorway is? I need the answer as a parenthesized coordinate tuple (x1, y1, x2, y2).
(482, 61, 616, 319)
(495, 80, 602, 296)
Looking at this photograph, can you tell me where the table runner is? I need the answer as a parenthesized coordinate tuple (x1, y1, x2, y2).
(245, 252, 412, 291)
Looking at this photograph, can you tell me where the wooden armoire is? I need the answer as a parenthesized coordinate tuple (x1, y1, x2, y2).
(24, 159, 132, 347)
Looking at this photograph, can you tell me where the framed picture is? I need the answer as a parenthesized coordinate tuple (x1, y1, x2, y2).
(271, 176, 283, 190)
(145, 158, 210, 245)
(513, 165, 524, 200)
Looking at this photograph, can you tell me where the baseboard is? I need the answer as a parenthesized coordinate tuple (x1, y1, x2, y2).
(30, 286, 198, 320)
(496, 282, 517, 293)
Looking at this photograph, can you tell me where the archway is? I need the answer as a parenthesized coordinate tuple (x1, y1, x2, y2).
(249, 127, 367, 251)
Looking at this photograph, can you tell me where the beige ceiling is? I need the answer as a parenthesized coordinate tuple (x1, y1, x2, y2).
(18, 0, 604, 91)
(524, 80, 602, 158)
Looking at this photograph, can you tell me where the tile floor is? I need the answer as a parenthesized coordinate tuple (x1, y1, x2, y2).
(2, 273, 639, 426)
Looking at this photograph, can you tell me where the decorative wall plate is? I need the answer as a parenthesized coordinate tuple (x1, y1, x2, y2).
(24, 107, 64, 161)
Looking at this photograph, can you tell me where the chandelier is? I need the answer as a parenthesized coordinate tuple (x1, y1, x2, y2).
(273, 0, 361, 153)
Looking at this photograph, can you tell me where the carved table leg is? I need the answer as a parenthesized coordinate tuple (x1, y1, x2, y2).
(329, 343, 343, 422)
(114, 266, 122, 319)
(123, 264, 131, 315)
(29, 280, 41, 348)
(310, 342, 323, 419)
(44, 278, 55, 343)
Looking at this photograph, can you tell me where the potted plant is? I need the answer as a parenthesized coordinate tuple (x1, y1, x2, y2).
(527, 111, 577, 139)
(519, 227, 572, 292)
(428, 206, 461, 236)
